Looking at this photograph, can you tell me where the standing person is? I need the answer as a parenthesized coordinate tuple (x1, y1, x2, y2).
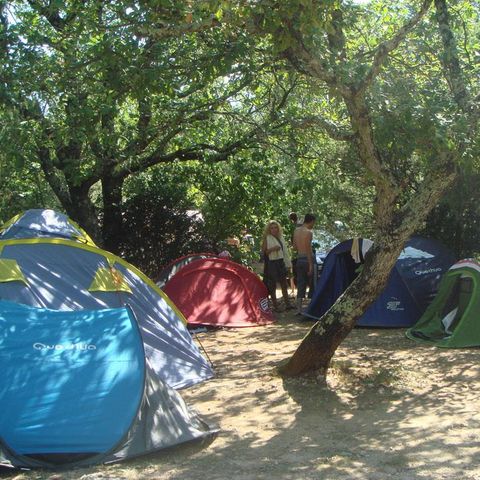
(261, 220, 295, 313)
(288, 212, 303, 294)
(288, 212, 302, 230)
(292, 213, 316, 314)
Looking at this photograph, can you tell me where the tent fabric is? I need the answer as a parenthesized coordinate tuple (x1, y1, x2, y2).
(406, 259, 480, 347)
(0, 237, 213, 389)
(103, 360, 216, 465)
(89, 266, 133, 293)
(0, 301, 144, 457)
(0, 258, 27, 284)
(0, 209, 96, 246)
(163, 257, 274, 328)
(156, 253, 218, 288)
(305, 236, 456, 327)
(307, 238, 367, 320)
(0, 301, 216, 469)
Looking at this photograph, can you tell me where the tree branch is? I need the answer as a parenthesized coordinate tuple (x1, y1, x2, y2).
(394, 148, 457, 237)
(0, 1, 8, 59)
(117, 126, 261, 178)
(282, 45, 352, 98)
(135, 15, 221, 41)
(345, 93, 400, 225)
(291, 116, 354, 142)
(38, 143, 72, 208)
(434, 0, 475, 114)
(26, 0, 79, 31)
(327, 8, 347, 63)
(357, 0, 433, 94)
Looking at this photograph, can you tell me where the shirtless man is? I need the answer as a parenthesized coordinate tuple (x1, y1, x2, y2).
(292, 213, 316, 314)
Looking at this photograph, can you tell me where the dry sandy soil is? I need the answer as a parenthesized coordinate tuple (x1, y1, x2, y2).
(3, 310, 480, 480)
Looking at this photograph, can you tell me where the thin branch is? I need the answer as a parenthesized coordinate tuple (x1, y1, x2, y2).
(357, 0, 433, 94)
(135, 15, 221, 41)
(291, 116, 354, 142)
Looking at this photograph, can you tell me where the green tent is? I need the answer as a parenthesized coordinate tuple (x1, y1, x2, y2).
(406, 259, 480, 348)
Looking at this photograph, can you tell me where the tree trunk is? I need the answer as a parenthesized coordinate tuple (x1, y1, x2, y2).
(278, 161, 457, 378)
(37, 137, 102, 244)
(273, 0, 465, 379)
(278, 237, 405, 377)
(64, 184, 102, 244)
(102, 175, 124, 254)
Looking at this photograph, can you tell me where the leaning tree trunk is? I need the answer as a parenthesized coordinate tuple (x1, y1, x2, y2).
(278, 238, 408, 377)
(278, 162, 457, 378)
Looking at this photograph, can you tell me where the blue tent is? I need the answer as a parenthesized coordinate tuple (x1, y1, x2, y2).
(0, 300, 216, 469)
(304, 236, 456, 327)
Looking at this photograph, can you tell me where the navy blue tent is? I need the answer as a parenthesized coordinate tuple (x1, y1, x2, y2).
(304, 236, 456, 327)
(0, 300, 215, 469)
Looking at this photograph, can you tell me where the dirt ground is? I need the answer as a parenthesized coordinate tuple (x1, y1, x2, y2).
(3, 309, 480, 480)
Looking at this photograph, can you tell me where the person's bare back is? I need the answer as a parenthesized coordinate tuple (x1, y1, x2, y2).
(292, 214, 316, 311)
(293, 226, 313, 255)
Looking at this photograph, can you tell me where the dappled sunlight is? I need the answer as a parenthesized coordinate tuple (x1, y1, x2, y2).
(0, 301, 215, 470)
(0, 210, 93, 245)
(156, 254, 217, 288)
(148, 321, 480, 480)
(163, 259, 273, 328)
(0, 240, 213, 390)
(0, 304, 144, 461)
(2, 314, 480, 478)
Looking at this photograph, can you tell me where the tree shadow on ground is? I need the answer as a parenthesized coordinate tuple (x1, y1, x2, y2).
(2, 316, 480, 480)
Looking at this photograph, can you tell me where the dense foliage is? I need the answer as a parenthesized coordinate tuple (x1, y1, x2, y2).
(1, 0, 480, 377)
(0, 0, 291, 251)
(119, 168, 212, 278)
(424, 174, 480, 260)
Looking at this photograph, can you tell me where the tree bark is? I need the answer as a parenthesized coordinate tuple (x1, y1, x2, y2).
(279, 159, 457, 377)
(434, 0, 471, 113)
(37, 143, 102, 243)
(279, 238, 404, 377)
(101, 174, 124, 254)
(64, 184, 102, 244)
(272, 0, 470, 378)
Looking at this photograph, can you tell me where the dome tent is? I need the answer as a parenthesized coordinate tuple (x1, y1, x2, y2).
(0, 300, 216, 469)
(406, 259, 480, 347)
(305, 236, 456, 327)
(163, 257, 274, 328)
(0, 209, 96, 246)
(0, 209, 213, 389)
(156, 252, 218, 288)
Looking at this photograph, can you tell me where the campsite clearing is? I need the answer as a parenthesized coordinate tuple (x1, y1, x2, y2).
(3, 310, 480, 480)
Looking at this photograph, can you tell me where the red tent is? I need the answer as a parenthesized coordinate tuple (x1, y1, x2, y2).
(156, 253, 218, 288)
(163, 258, 274, 327)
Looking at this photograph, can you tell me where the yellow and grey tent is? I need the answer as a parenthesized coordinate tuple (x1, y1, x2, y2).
(0, 209, 96, 246)
(0, 209, 213, 389)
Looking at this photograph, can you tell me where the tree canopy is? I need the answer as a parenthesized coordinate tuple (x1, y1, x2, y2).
(1, 0, 292, 249)
(1, 0, 479, 376)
